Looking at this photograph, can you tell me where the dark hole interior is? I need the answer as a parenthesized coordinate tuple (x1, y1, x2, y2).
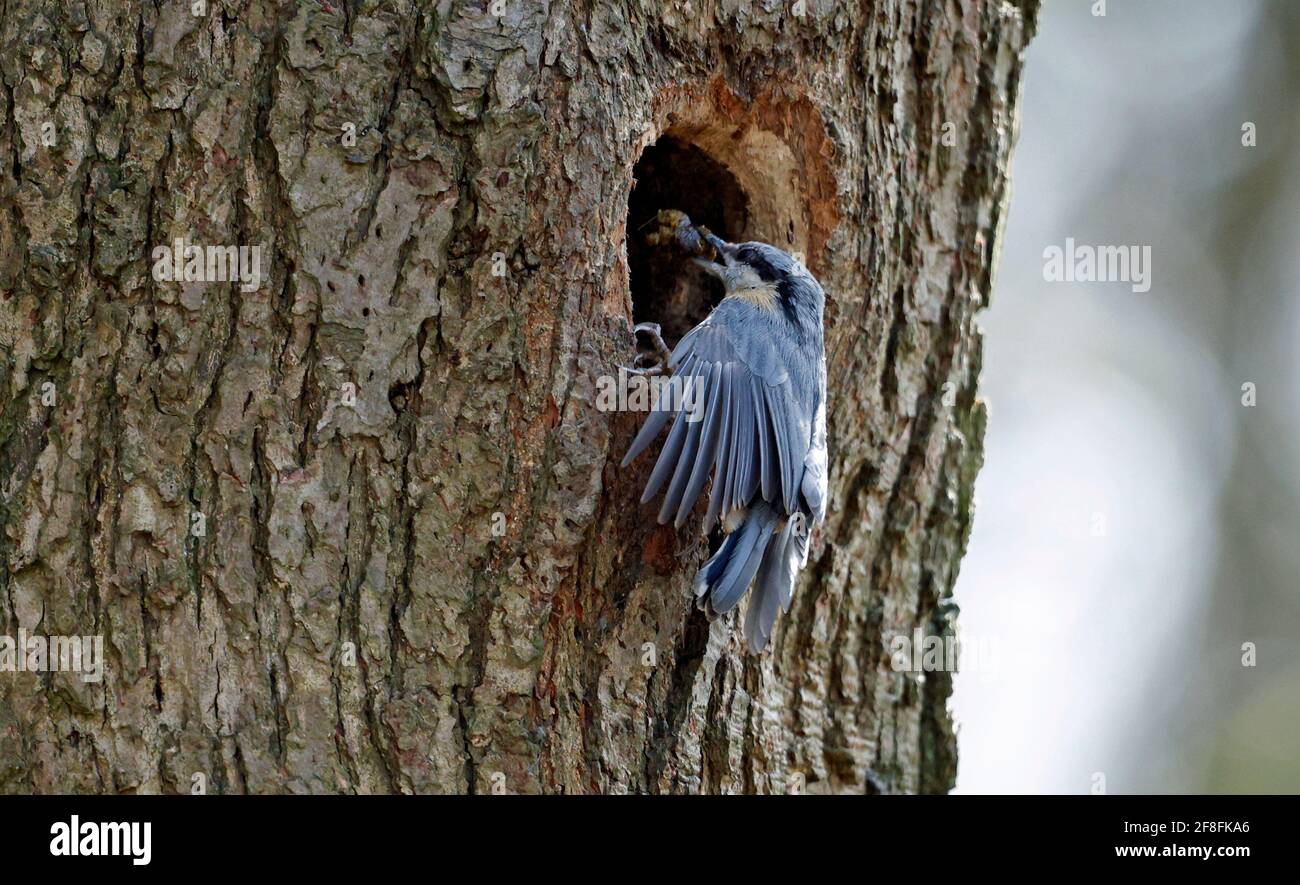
(627, 137, 750, 346)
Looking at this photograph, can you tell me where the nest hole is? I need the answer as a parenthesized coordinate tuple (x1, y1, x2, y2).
(627, 136, 750, 345)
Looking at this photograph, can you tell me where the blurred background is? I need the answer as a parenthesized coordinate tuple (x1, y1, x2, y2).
(953, 0, 1300, 793)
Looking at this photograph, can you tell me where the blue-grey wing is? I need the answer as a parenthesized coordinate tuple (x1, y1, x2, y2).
(621, 299, 817, 529)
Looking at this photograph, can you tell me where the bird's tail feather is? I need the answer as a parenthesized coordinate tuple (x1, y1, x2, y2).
(693, 503, 784, 636)
(745, 514, 808, 652)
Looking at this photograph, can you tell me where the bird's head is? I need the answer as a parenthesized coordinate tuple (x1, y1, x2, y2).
(693, 238, 785, 292)
(695, 236, 823, 317)
(644, 209, 824, 316)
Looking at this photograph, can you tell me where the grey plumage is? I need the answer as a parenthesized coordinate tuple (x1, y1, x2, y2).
(623, 217, 829, 652)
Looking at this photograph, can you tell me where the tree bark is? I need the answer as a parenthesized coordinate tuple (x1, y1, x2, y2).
(0, 0, 1036, 794)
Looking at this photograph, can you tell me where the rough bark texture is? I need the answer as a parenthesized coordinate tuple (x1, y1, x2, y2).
(0, 0, 1035, 794)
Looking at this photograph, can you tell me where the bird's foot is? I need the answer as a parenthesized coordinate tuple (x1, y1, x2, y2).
(629, 321, 672, 375)
(619, 362, 670, 377)
(634, 322, 672, 363)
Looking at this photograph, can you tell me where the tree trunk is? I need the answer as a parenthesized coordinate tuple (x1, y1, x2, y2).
(0, 0, 1036, 794)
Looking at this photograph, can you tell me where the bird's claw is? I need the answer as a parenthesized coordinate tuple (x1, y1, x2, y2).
(631, 321, 672, 375)
(618, 362, 670, 377)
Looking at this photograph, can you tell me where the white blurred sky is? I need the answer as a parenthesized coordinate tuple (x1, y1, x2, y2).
(952, 0, 1298, 793)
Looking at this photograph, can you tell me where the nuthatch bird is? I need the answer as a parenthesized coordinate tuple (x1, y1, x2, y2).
(623, 210, 828, 652)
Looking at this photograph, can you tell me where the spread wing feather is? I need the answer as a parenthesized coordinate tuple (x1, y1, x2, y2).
(702, 364, 735, 534)
(676, 362, 724, 527)
(623, 299, 819, 527)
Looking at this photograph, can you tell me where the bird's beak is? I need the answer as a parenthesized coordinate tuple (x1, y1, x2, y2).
(692, 233, 733, 279)
(692, 256, 726, 279)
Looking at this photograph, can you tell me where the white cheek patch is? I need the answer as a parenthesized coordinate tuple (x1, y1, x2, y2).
(726, 265, 765, 290)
